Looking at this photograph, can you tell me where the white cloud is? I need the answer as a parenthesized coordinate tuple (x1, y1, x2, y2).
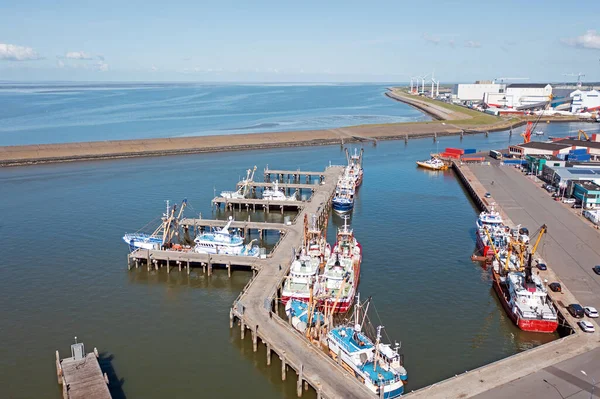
(0, 43, 42, 61)
(465, 40, 481, 48)
(422, 33, 440, 45)
(65, 51, 93, 60)
(562, 30, 600, 49)
(150, 65, 158, 72)
(94, 61, 109, 71)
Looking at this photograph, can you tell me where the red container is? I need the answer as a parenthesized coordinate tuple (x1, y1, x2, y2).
(445, 147, 465, 155)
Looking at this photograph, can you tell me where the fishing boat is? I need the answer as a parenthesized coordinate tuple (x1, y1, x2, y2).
(489, 225, 557, 333)
(123, 200, 187, 250)
(475, 204, 509, 257)
(534, 130, 544, 136)
(285, 299, 325, 334)
(262, 180, 297, 201)
(345, 148, 364, 188)
(318, 217, 361, 313)
(416, 156, 448, 171)
(221, 166, 256, 199)
(327, 295, 407, 398)
(332, 176, 356, 214)
(282, 215, 331, 303)
(194, 217, 259, 256)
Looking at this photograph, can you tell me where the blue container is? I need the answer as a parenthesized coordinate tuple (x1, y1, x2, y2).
(463, 148, 477, 154)
(503, 159, 527, 165)
(570, 148, 587, 155)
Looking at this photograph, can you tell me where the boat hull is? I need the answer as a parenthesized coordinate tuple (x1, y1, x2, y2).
(332, 200, 354, 213)
(492, 271, 558, 333)
(475, 231, 491, 257)
(416, 161, 447, 171)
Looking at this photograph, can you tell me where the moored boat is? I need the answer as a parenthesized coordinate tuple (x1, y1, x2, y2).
(327, 296, 407, 398)
(416, 156, 448, 171)
(476, 205, 509, 257)
(194, 217, 259, 256)
(221, 166, 257, 199)
(282, 215, 330, 303)
(285, 299, 325, 334)
(318, 217, 361, 313)
(332, 176, 356, 214)
(262, 180, 298, 201)
(123, 199, 187, 250)
(345, 148, 364, 188)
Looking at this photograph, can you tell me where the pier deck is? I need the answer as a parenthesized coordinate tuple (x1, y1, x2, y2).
(211, 196, 305, 212)
(264, 168, 326, 177)
(56, 349, 111, 399)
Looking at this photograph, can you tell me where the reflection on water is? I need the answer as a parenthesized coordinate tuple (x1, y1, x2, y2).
(1, 122, 585, 398)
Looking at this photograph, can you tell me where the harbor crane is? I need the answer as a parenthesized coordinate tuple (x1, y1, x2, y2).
(564, 73, 585, 88)
(578, 129, 591, 141)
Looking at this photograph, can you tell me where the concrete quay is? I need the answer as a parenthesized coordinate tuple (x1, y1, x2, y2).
(406, 162, 600, 399)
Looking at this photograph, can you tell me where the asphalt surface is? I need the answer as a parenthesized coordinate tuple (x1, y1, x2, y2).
(471, 347, 600, 399)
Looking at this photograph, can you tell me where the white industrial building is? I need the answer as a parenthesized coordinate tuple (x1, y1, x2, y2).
(485, 84, 552, 109)
(570, 89, 600, 113)
(452, 83, 502, 102)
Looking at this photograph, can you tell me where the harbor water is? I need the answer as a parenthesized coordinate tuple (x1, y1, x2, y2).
(1, 99, 597, 397)
(0, 83, 429, 146)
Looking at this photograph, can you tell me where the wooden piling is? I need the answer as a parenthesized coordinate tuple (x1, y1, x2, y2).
(281, 356, 287, 381)
(186, 260, 190, 275)
(127, 254, 132, 270)
(55, 350, 62, 384)
(266, 344, 271, 366)
(208, 257, 212, 276)
(252, 326, 258, 352)
(166, 257, 170, 273)
(229, 308, 234, 329)
(227, 261, 232, 278)
(297, 365, 304, 397)
(240, 321, 245, 339)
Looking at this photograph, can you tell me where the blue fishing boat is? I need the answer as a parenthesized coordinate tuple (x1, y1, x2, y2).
(123, 200, 187, 250)
(285, 299, 325, 333)
(332, 176, 355, 214)
(327, 296, 407, 398)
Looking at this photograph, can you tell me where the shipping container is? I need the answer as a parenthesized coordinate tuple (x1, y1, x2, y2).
(445, 147, 465, 155)
(461, 156, 485, 162)
(463, 148, 477, 154)
(503, 159, 527, 165)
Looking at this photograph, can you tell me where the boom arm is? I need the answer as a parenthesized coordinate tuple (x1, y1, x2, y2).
(530, 224, 547, 256)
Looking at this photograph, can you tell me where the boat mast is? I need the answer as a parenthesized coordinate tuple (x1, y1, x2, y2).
(373, 325, 383, 371)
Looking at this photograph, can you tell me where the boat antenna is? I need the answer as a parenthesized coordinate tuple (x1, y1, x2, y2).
(354, 292, 361, 330)
(373, 326, 383, 371)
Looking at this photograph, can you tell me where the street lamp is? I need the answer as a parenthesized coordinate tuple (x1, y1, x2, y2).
(581, 370, 596, 399)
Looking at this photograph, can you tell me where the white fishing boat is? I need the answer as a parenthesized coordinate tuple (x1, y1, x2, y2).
(262, 180, 298, 201)
(318, 217, 361, 313)
(282, 215, 331, 303)
(416, 156, 448, 171)
(123, 200, 187, 250)
(194, 217, 259, 256)
(534, 130, 544, 136)
(345, 148, 364, 188)
(221, 166, 257, 199)
(327, 295, 407, 398)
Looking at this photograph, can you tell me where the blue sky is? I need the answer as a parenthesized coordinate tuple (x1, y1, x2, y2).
(1, 0, 599, 83)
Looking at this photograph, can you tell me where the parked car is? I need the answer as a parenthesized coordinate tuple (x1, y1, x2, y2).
(563, 198, 576, 204)
(584, 306, 599, 318)
(485, 192, 491, 198)
(549, 282, 562, 292)
(594, 265, 600, 275)
(567, 304, 585, 318)
(537, 263, 547, 270)
(578, 320, 596, 333)
(572, 203, 583, 209)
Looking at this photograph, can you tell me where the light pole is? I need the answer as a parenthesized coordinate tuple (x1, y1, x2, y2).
(581, 370, 596, 399)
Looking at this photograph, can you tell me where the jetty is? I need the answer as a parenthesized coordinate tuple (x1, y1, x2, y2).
(126, 165, 373, 398)
(55, 340, 111, 399)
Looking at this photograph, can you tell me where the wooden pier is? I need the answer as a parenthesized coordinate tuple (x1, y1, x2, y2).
(126, 165, 373, 398)
(211, 197, 305, 213)
(236, 181, 319, 191)
(55, 342, 111, 399)
(264, 167, 326, 183)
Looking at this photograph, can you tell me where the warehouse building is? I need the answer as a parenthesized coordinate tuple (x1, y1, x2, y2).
(573, 180, 600, 208)
(452, 82, 503, 102)
(486, 84, 552, 109)
(570, 89, 600, 113)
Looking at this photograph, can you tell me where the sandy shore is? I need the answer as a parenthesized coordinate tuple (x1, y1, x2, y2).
(0, 91, 587, 167)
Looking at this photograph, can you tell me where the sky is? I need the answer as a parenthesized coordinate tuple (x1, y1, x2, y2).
(1, 0, 600, 83)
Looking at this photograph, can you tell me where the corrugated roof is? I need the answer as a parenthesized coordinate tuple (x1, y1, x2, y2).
(507, 83, 550, 88)
(517, 142, 571, 150)
(554, 138, 600, 149)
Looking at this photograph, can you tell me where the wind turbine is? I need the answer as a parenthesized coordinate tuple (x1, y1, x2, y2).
(430, 71, 440, 98)
(419, 73, 430, 95)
